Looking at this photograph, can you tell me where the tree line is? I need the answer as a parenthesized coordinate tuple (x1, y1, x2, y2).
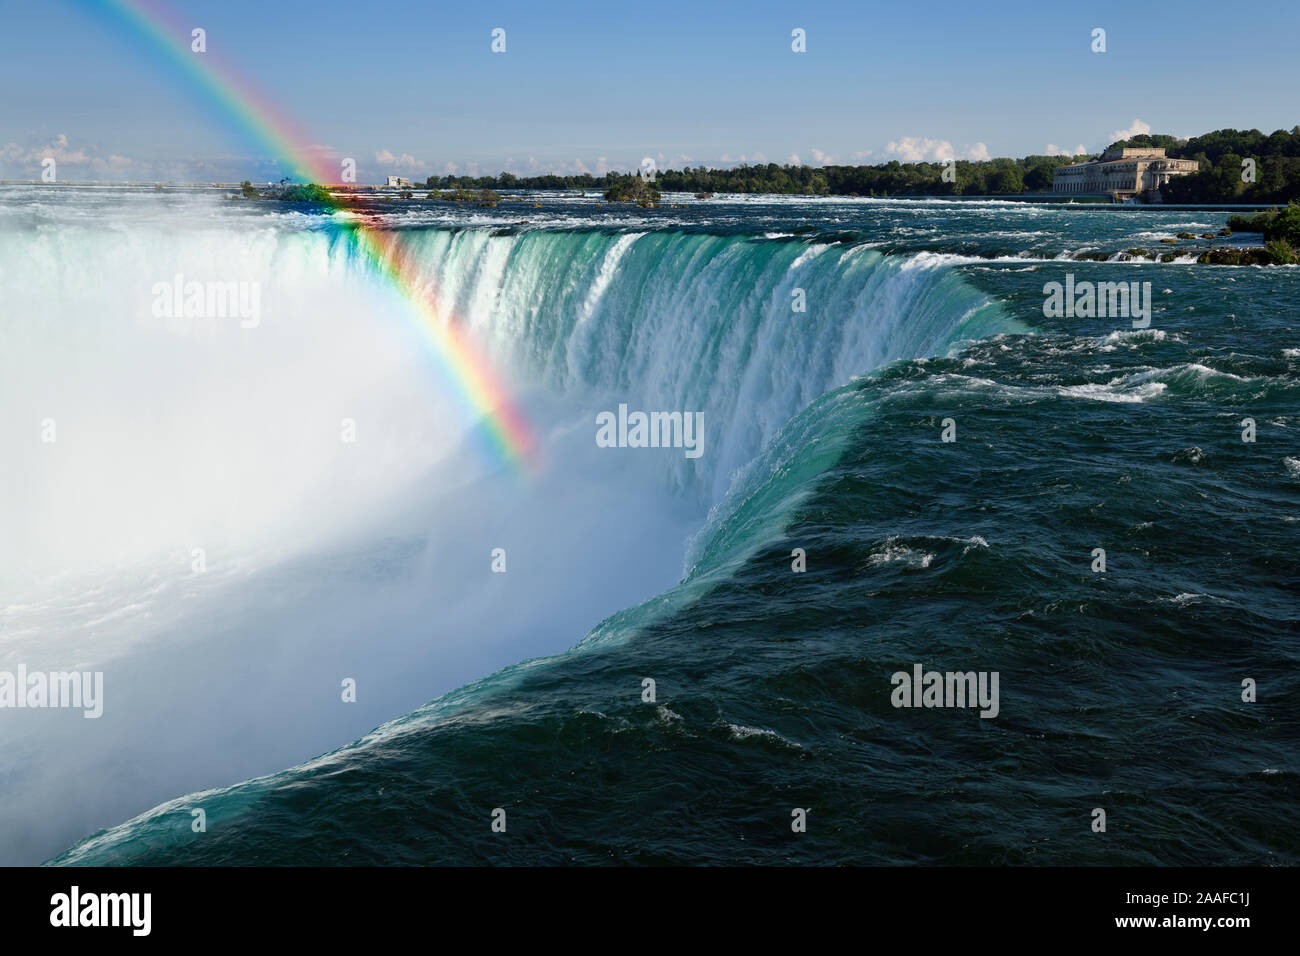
(423, 156, 1077, 198)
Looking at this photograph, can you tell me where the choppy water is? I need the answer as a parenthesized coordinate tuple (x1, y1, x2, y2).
(2, 187, 1295, 865)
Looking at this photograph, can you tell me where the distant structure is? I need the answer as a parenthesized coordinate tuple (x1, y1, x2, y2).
(385, 176, 411, 188)
(1052, 147, 1199, 201)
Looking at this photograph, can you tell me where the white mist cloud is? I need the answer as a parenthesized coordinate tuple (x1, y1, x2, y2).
(0, 132, 335, 183)
(715, 152, 767, 168)
(1046, 143, 1088, 157)
(884, 137, 988, 162)
(1109, 118, 1151, 143)
(374, 149, 427, 173)
(652, 152, 691, 173)
(0, 134, 136, 176)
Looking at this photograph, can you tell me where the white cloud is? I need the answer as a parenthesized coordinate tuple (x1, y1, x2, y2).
(0, 134, 143, 178)
(1046, 143, 1087, 157)
(485, 157, 626, 177)
(883, 137, 988, 162)
(1108, 118, 1151, 143)
(2, 133, 89, 165)
(651, 152, 691, 172)
(374, 149, 427, 173)
(714, 152, 767, 168)
(884, 138, 950, 161)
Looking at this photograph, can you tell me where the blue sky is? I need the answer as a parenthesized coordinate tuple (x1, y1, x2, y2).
(1, 0, 1297, 182)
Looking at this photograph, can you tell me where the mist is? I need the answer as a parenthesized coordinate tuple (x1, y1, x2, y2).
(0, 206, 703, 863)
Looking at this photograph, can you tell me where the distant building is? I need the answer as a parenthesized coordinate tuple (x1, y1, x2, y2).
(1052, 148, 1198, 200)
(385, 176, 411, 188)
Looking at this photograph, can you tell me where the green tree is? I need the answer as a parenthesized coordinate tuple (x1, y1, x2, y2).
(1264, 203, 1300, 246)
(988, 164, 1024, 194)
(277, 183, 332, 202)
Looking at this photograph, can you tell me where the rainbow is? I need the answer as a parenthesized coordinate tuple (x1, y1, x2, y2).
(80, 0, 539, 474)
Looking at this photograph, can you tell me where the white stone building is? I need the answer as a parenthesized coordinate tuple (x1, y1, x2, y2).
(1053, 148, 1199, 200)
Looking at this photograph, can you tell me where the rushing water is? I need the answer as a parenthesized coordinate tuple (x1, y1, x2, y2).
(1, 186, 1295, 865)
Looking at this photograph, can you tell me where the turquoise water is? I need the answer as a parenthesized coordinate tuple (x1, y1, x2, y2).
(3, 188, 1295, 865)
